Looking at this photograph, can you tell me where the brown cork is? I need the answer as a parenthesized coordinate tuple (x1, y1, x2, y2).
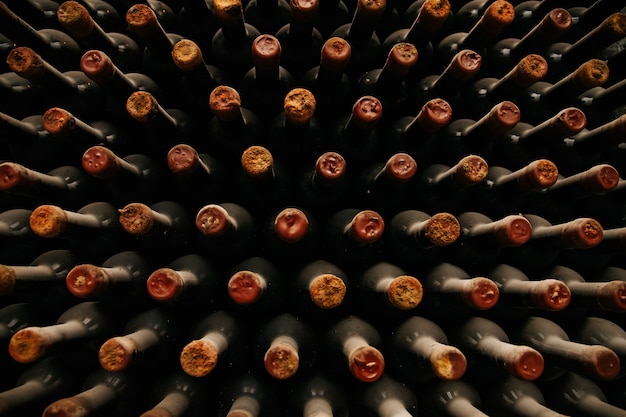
(82, 145, 122, 180)
(195, 205, 233, 237)
(601, 13, 626, 38)
(430, 345, 467, 380)
(284, 88, 316, 126)
(561, 218, 604, 249)
(180, 339, 219, 377)
(416, 0, 451, 33)
(581, 345, 620, 381)
(213, 0, 244, 24)
(167, 144, 200, 175)
(453, 155, 489, 187)
(504, 347, 544, 381)
(209, 86, 242, 122)
(484, 101, 520, 134)
(511, 54, 548, 89)
(580, 164, 620, 194)
(57, 1, 94, 38)
(348, 345, 385, 382)
(315, 152, 347, 182)
(228, 271, 265, 305)
(252, 34, 282, 71)
(241, 145, 274, 178)
(551, 108, 587, 137)
(597, 281, 626, 312)
(290, 0, 319, 21)
(98, 336, 136, 371)
(355, 0, 386, 18)
(274, 208, 309, 243)
(264, 341, 300, 379)
(385, 43, 419, 76)
(385, 153, 417, 182)
(6, 47, 45, 80)
(424, 213, 461, 246)
(29, 205, 68, 238)
(493, 215, 532, 247)
(448, 50, 482, 81)
(517, 159, 559, 191)
(572, 59, 610, 92)
(416, 98, 453, 133)
(460, 277, 500, 310)
(480, 0, 515, 35)
(126, 91, 159, 123)
(42, 108, 75, 136)
(171, 39, 204, 71)
(42, 396, 92, 417)
(530, 279, 571, 311)
(0, 265, 16, 296)
(65, 264, 110, 298)
(80, 50, 116, 83)
(119, 203, 155, 236)
(319, 37, 351, 73)
(386, 275, 423, 310)
(8, 328, 49, 363)
(309, 274, 346, 309)
(348, 210, 385, 245)
(0, 162, 33, 191)
(351, 96, 383, 129)
(147, 268, 185, 302)
(126, 4, 160, 38)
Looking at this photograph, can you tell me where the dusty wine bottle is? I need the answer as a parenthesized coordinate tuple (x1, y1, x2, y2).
(418, 379, 490, 417)
(359, 374, 418, 416)
(0, 209, 57, 265)
(571, 316, 626, 377)
(243, 0, 291, 34)
(287, 373, 349, 417)
(139, 371, 208, 417)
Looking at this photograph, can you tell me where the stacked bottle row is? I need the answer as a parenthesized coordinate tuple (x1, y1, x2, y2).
(1, 0, 626, 415)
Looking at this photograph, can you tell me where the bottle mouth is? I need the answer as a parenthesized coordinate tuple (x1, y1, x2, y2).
(349, 345, 385, 382)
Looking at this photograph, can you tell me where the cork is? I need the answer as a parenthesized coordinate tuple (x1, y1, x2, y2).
(315, 152, 347, 182)
(430, 345, 467, 380)
(480, 0, 515, 35)
(424, 213, 460, 246)
(493, 215, 533, 247)
(453, 155, 489, 187)
(0, 265, 16, 296)
(65, 264, 110, 298)
(126, 4, 160, 38)
(601, 13, 626, 38)
(195, 204, 233, 237)
(180, 340, 219, 377)
(241, 146, 273, 178)
(42, 396, 92, 417)
(348, 210, 385, 245)
(597, 281, 626, 312)
(561, 218, 604, 249)
(504, 347, 545, 381)
(580, 346, 620, 381)
(6, 47, 45, 80)
(484, 101, 521, 134)
(0, 162, 33, 191)
(517, 159, 559, 191)
(459, 277, 500, 310)
(415, 98, 453, 133)
(530, 279, 571, 311)
(98, 336, 136, 371)
(8, 328, 49, 363)
(82, 146, 122, 180)
(171, 39, 204, 71)
(319, 37, 351, 73)
(572, 59, 610, 91)
(57, 1, 94, 38)
(213, 0, 244, 24)
(386, 275, 423, 310)
(580, 164, 620, 194)
(284, 88, 317, 126)
(126, 91, 159, 123)
(42, 108, 74, 136)
(550, 108, 587, 137)
(228, 271, 265, 305)
(510, 54, 548, 89)
(167, 144, 200, 176)
(290, 0, 319, 21)
(80, 50, 116, 83)
(251, 34, 282, 71)
(119, 203, 155, 236)
(348, 345, 384, 382)
(351, 96, 383, 129)
(147, 268, 185, 302)
(355, 0, 386, 18)
(448, 50, 482, 81)
(384, 153, 417, 183)
(416, 0, 451, 33)
(209, 86, 242, 122)
(385, 43, 419, 76)
(29, 205, 68, 238)
(264, 341, 300, 379)
(274, 208, 309, 243)
(309, 274, 346, 309)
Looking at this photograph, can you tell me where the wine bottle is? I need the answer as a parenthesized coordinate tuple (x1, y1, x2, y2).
(257, 313, 316, 380)
(571, 316, 626, 377)
(56, 1, 142, 72)
(0, 60, 49, 119)
(0, 209, 57, 265)
(216, 372, 277, 417)
(98, 307, 180, 372)
(326, 315, 385, 382)
(359, 374, 418, 416)
(179, 310, 246, 378)
(79, 0, 126, 32)
(562, 0, 625, 44)
(418, 379, 490, 417)
(139, 371, 208, 417)
(451, 316, 545, 382)
(176, 0, 220, 54)
(513, 316, 621, 381)
(118, 201, 193, 257)
(146, 254, 218, 309)
(506, 0, 569, 38)
(262, 207, 319, 266)
(6, 0, 63, 31)
(243, 0, 291, 35)
(388, 315, 467, 383)
(8, 301, 119, 364)
(287, 373, 349, 417)
(239, 34, 295, 121)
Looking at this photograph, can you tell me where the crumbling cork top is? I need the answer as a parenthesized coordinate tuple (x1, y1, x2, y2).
(209, 86, 242, 122)
(417, 0, 451, 33)
(6, 47, 45, 80)
(171, 39, 204, 71)
(309, 274, 346, 309)
(42, 108, 75, 136)
(29, 205, 68, 238)
(284, 88, 317, 126)
(424, 213, 461, 246)
(57, 1, 95, 38)
(319, 37, 351, 72)
(126, 91, 159, 123)
(572, 59, 610, 91)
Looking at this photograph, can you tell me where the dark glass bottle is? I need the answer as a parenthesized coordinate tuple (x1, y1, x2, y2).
(326, 315, 385, 382)
(418, 379, 489, 417)
(572, 316, 626, 377)
(287, 374, 349, 417)
(575, 77, 626, 126)
(0, 60, 49, 119)
(179, 310, 246, 378)
(388, 315, 467, 383)
(0, 209, 56, 264)
(56, 0, 142, 72)
(243, 0, 291, 34)
(176, 0, 220, 54)
(216, 372, 276, 417)
(506, 0, 569, 38)
(139, 371, 208, 417)
(359, 374, 418, 416)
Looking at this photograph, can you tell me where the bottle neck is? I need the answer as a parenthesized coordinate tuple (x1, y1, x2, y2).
(511, 395, 565, 417)
(446, 397, 490, 417)
(303, 397, 334, 417)
(0, 379, 49, 411)
(150, 391, 191, 417)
